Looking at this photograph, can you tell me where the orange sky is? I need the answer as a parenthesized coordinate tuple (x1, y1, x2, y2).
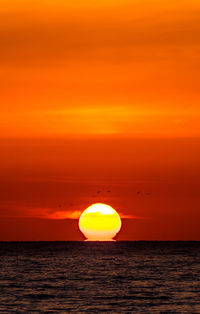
(0, 0, 200, 240)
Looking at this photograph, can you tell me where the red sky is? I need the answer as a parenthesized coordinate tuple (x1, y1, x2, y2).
(0, 0, 200, 240)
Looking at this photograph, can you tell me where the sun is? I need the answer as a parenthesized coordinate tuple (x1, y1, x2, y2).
(78, 203, 122, 241)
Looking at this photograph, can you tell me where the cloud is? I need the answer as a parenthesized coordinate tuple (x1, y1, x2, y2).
(46, 210, 82, 219)
(119, 213, 145, 219)
(24, 208, 83, 219)
(0, 204, 82, 219)
(1, 0, 200, 66)
(0, 204, 143, 220)
(1, 0, 200, 139)
(47, 211, 141, 220)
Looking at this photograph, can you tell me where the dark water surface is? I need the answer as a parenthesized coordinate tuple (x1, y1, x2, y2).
(0, 242, 199, 313)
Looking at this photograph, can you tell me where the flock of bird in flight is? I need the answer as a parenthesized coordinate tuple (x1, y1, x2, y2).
(58, 190, 151, 208)
(93, 190, 151, 196)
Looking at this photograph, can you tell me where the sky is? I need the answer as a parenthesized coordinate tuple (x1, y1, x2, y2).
(0, 0, 200, 240)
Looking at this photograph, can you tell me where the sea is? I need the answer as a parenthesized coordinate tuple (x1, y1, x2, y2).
(0, 241, 199, 313)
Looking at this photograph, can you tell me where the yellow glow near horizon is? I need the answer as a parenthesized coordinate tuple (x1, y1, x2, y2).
(78, 203, 122, 241)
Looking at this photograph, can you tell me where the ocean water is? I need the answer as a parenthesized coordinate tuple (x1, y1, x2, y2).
(0, 242, 200, 313)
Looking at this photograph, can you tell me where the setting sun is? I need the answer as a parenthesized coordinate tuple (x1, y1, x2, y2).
(78, 203, 122, 241)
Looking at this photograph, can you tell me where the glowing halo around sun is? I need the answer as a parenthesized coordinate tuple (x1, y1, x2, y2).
(78, 203, 122, 241)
